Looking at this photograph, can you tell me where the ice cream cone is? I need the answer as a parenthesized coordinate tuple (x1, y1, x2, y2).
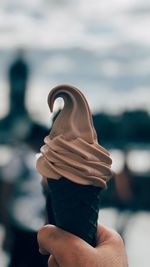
(36, 84, 112, 247)
(47, 177, 101, 246)
(46, 189, 56, 225)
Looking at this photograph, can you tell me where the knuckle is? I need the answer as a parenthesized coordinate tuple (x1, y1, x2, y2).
(111, 231, 124, 246)
(38, 225, 49, 241)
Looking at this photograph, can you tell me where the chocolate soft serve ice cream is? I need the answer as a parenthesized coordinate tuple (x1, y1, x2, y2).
(36, 85, 112, 188)
(36, 84, 112, 247)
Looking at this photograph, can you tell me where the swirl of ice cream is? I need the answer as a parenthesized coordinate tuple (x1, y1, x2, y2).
(36, 84, 112, 188)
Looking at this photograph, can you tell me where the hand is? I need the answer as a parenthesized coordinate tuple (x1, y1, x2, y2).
(38, 224, 128, 267)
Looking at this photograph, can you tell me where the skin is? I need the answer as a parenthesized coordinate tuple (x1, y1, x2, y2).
(37, 224, 128, 267)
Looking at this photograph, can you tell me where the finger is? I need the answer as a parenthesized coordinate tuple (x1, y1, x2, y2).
(39, 246, 49, 255)
(38, 225, 95, 266)
(48, 255, 59, 267)
(96, 224, 113, 245)
(96, 224, 124, 250)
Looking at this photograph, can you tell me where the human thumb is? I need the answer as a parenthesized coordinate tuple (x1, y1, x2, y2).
(37, 224, 94, 267)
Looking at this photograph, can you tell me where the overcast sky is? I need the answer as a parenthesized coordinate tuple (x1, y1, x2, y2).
(0, 0, 150, 125)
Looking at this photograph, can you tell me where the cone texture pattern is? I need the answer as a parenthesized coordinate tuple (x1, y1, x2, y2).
(47, 177, 101, 247)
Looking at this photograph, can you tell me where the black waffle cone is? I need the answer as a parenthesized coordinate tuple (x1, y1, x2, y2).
(47, 177, 102, 247)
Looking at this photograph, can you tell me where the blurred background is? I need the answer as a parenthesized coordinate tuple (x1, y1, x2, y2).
(0, 0, 150, 266)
